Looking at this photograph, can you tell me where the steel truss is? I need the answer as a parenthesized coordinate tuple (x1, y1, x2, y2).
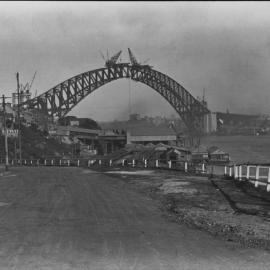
(23, 64, 209, 134)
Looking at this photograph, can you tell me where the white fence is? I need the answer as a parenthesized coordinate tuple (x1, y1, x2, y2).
(224, 164, 270, 192)
(0, 158, 210, 174)
(3, 158, 269, 192)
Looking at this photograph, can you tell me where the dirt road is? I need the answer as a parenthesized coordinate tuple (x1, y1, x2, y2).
(0, 167, 269, 270)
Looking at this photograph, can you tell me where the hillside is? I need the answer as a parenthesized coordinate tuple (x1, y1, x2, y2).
(0, 125, 73, 160)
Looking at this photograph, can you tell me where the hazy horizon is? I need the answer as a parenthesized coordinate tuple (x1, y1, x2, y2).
(1, 2, 270, 121)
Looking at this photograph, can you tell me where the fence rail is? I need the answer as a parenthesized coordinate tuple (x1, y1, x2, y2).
(0, 157, 210, 174)
(2, 158, 269, 192)
(224, 164, 270, 192)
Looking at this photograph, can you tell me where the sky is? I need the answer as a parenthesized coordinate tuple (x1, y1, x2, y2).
(1, 1, 270, 121)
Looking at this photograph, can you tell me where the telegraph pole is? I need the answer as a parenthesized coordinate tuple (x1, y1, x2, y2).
(2, 95, 9, 171)
(16, 72, 22, 165)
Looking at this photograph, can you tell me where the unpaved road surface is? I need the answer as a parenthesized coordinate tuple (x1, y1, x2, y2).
(0, 167, 269, 270)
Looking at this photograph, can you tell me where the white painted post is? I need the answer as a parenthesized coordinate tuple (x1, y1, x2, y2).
(224, 166, 227, 175)
(156, 160, 159, 168)
(51, 159, 54, 166)
(255, 166, 260, 187)
(239, 165, 242, 181)
(99, 160, 102, 166)
(24, 160, 27, 165)
(202, 163, 206, 174)
(44, 159, 47, 166)
(168, 160, 172, 169)
(109, 160, 112, 167)
(77, 160, 80, 167)
(229, 167, 232, 177)
(132, 159, 135, 167)
(68, 160, 70, 166)
(184, 162, 188, 172)
(144, 159, 147, 168)
(122, 159, 125, 167)
(88, 160, 91, 167)
(246, 166, 250, 179)
(267, 167, 270, 192)
(234, 165, 238, 179)
(30, 160, 33, 165)
(59, 160, 62, 166)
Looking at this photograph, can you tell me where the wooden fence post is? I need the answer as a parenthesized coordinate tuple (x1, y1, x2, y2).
(255, 166, 260, 187)
(246, 165, 250, 179)
(202, 163, 206, 174)
(184, 162, 188, 172)
(239, 165, 242, 180)
(267, 167, 270, 192)
(234, 165, 238, 179)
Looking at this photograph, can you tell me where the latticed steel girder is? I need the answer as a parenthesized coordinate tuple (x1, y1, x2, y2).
(23, 64, 209, 134)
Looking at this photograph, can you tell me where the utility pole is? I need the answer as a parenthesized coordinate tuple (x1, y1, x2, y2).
(16, 72, 22, 165)
(2, 95, 9, 171)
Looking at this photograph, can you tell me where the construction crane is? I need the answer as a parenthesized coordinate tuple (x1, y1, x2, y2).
(128, 48, 153, 69)
(28, 71, 37, 91)
(99, 50, 124, 68)
(128, 48, 139, 66)
(18, 71, 37, 93)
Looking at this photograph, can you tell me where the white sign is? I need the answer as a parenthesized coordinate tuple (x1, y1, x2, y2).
(2, 129, 18, 138)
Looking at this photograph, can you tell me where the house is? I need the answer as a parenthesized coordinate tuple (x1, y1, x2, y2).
(126, 121, 177, 145)
(208, 146, 230, 164)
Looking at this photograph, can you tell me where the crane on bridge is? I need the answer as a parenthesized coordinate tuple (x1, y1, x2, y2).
(99, 50, 124, 68)
(128, 48, 153, 69)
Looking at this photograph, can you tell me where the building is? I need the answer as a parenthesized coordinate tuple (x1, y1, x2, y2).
(50, 125, 101, 141)
(12, 90, 31, 106)
(98, 129, 126, 155)
(215, 111, 263, 135)
(204, 112, 217, 133)
(201, 111, 270, 135)
(126, 122, 177, 145)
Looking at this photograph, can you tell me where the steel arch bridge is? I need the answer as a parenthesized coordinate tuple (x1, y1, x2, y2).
(23, 63, 209, 135)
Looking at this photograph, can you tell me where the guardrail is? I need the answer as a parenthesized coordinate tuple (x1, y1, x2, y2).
(4, 157, 267, 193)
(224, 164, 270, 192)
(0, 157, 211, 175)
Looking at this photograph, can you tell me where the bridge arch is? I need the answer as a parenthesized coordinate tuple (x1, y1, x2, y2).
(24, 64, 209, 134)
